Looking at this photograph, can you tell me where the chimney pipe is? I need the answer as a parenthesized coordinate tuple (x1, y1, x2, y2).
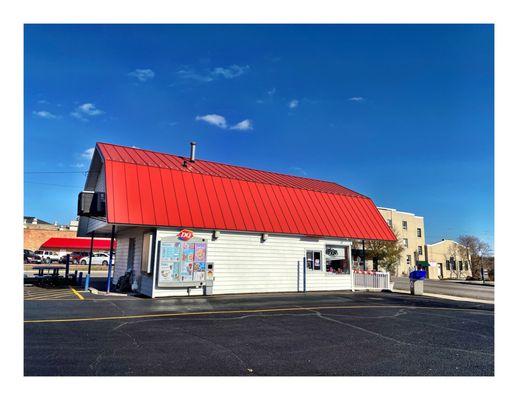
(190, 141, 196, 162)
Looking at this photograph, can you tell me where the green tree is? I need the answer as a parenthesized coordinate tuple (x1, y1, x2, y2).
(356, 228, 405, 275)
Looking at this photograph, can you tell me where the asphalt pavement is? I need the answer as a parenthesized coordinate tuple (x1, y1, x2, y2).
(24, 289, 494, 376)
(393, 277, 494, 301)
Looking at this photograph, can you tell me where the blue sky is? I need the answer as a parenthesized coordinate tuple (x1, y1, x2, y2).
(24, 24, 494, 246)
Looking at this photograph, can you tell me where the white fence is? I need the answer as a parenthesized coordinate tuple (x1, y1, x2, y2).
(353, 270, 390, 290)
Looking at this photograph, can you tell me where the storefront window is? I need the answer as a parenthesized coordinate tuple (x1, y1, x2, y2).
(325, 246, 350, 274)
(306, 250, 321, 270)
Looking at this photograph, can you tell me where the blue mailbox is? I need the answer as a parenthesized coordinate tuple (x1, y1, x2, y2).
(409, 270, 426, 281)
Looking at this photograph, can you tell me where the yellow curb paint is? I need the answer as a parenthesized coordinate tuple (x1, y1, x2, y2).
(24, 304, 492, 324)
(69, 286, 84, 300)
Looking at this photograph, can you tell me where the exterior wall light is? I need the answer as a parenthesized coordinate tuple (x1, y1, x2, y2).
(213, 230, 220, 240)
(261, 233, 268, 242)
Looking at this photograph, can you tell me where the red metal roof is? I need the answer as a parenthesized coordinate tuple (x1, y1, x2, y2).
(96, 143, 396, 241)
(40, 237, 117, 251)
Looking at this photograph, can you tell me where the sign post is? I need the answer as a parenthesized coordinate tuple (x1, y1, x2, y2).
(106, 225, 115, 293)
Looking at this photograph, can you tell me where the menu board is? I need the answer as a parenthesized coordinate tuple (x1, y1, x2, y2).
(157, 236, 208, 287)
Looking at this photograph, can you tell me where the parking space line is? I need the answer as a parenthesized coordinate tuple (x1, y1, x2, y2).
(24, 304, 493, 324)
(25, 294, 74, 301)
(69, 286, 84, 300)
(23, 286, 81, 301)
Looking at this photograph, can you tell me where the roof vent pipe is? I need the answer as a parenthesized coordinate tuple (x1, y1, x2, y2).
(190, 141, 196, 162)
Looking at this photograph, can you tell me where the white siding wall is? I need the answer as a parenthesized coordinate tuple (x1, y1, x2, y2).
(112, 228, 143, 286)
(152, 229, 352, 297)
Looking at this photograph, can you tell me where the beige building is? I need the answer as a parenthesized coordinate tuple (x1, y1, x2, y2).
(425, 239, 472, 280)
(377, 207, 426, 277)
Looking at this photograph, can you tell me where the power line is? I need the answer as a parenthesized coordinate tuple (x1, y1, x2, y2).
(24, 181, 83, 188)
(24, 171, 89, 174)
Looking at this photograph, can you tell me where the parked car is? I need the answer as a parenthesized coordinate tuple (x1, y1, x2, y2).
(33, 250, 60, 264)
(68, 251, 91, 264)
(79, 252, 113, 266)
(24, 249, 36, 264)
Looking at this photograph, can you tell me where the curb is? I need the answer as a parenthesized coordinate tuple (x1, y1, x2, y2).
(391, 289, 494, 304)
(88, 288, 129, 297)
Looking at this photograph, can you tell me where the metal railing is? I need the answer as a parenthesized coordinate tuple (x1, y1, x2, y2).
(353, 270, 390, 290)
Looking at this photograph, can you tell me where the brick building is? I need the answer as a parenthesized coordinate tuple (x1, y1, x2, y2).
(23, 216, 78, 251)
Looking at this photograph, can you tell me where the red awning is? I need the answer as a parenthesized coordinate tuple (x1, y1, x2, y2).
(94, 142, 396, 241)
(40, 237, 117, 251)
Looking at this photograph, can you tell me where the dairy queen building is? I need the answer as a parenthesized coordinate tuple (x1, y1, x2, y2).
(77, 142, 396, 297)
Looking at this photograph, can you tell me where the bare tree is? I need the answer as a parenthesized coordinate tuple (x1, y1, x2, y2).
(458, 235, 492, 279)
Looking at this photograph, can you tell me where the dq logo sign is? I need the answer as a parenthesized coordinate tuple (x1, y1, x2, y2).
(177, 229, 194, 241)
(326, 248, 338, 256)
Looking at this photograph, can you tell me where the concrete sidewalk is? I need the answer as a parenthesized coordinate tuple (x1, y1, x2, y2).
(393, 277, 494, 302)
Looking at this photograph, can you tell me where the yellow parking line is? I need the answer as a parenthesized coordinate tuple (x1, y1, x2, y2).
(69, 286, 84, 300)
(23, 304, 493, 324)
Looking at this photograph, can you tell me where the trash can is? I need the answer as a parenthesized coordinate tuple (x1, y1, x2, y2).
(409, 270, 426, 295)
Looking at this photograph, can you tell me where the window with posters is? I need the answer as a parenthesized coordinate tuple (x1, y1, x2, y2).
(325, 246, 350, 274)
(306, 250, 322, 271)
(156, 230, 208, 288)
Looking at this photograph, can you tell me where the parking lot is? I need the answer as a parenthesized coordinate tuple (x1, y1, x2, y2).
(24, 284, 85, 301)
(24, 286, 494, 376)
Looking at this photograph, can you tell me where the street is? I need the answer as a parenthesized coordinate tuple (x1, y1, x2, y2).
(24, 289, 494, 376)
(393, 278, 494, 301)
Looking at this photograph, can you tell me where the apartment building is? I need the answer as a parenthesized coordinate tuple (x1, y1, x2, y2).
(377, 207, 426, 277)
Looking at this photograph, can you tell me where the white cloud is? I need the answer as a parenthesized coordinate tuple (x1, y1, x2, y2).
(128, 69, 155, 82)
(267, 88, 276, 96)
(78, 103, 103, 116)
(195, 114, 227, 129)
(348, 97, 365, 102)
(177, 64, 249, 83)
(33, 110, 58, 119)
(177, 68, 215, 83)
(212, 65, 250, 79)
(71, 103, 104, 121)
(288, 99, 299, 109)
(81, 147, 95, 159)
(290, 166, 308, 176)
(196, 114, 253, 131)
(230, 119, 253, 131)
(70, 162, 85, 168)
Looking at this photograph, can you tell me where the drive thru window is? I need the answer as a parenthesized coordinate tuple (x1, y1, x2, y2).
(306, 250, 322, 270)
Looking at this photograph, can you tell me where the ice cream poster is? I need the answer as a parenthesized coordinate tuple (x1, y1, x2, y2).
(182, 243, 195, 263)
(194, 243, 207, 262)
(180, 262, 193, 281)
(159, 264, 173, 282)
(171, 243, 181, 262)
(171, 262, 181, 281)
(193, 262, 206, 281)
